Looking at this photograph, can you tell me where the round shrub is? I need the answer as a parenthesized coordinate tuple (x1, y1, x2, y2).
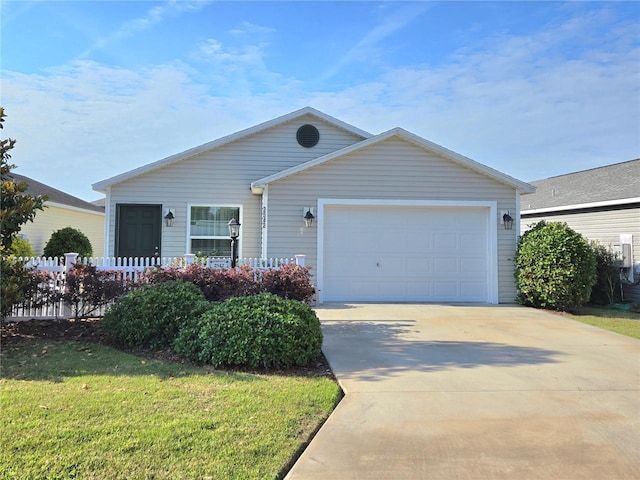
(515, 221, 597, 310)
(43, 227, 92, 258)
(175, 293, 323, 369)
(8, 236, 34, 258)
(103, 280, 209, 349)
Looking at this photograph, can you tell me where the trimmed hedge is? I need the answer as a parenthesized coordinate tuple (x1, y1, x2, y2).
(515, 221, 597, 311)
(43, 227, 93, 258)
(103, 280, 209, 349)
(174, 293, 323, 369)
(143, 263, 314, 303)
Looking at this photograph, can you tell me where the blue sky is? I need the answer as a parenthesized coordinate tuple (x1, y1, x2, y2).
(2, 1, 639, 201)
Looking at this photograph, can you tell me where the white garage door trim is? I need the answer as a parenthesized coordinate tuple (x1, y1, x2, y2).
(317, 198, 498, 304)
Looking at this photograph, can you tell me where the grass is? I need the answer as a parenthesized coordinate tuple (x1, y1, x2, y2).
(560, 305, 640, 339)
(0, 340, 342, 479)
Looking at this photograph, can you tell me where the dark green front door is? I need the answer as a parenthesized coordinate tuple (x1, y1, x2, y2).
(116, 204, 162, 258)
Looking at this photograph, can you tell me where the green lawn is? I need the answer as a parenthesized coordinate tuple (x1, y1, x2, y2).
(560, 305, 640, 339)
(0, 340, 341, 479)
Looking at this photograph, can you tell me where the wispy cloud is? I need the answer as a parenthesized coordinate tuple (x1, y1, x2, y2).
(322, 2, 435, 80)
(229, 21, 276, 36)
(78, 0, 210, 59)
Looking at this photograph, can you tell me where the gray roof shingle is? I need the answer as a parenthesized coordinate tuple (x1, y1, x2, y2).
(522, 159, 640, 211)
(8, 173, 105, 213)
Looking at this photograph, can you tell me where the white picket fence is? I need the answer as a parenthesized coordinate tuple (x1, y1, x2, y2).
(7, 252, 305, 321)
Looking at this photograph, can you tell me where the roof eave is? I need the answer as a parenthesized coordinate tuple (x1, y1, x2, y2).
(521, 196, 640, 215)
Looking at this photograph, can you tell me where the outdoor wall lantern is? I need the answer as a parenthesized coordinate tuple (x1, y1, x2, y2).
(502, 212, 514, 230)
(164, 209, 175, 227)
(303, 207, 315, 227)
(228, 218, 241, 268)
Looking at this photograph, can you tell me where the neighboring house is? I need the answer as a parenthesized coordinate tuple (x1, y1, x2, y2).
(10, 173, 105, 257)
(93, 107, 535, 304)
(521, 159, 640, 303)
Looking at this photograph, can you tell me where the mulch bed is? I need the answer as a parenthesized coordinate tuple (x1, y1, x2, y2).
(1, 317, 335, 379)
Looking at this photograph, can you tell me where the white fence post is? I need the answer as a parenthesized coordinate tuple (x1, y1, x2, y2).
(295, 254, 306, 267)
(62, 252, 78, 318)
(184, 254, 196, 266)
(64, 252, 78, 273)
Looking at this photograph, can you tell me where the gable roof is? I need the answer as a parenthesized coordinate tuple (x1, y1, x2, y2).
(251, 127, 536, 194)
(92, 107, 371, 193)
(9, 173, 105, 214)
(521, 158, 640, 213)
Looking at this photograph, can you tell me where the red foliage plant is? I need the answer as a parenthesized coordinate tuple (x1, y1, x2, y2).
(143, 263, 314, 303)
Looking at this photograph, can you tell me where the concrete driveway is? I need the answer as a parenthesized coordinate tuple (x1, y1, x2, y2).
(285, 304, 640, 480)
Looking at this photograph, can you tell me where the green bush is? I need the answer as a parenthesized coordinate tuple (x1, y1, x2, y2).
(43, 227, 93, 258)
(515, 221, 597, 311)
(103, 280, 209, 349)
(8, 236, 34, 257)
(175, 293, 323, 369)
(0, 253, 30, 319)
(589, 242, 623, 305)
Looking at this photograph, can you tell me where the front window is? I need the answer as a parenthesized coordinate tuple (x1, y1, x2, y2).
(189, 206, 240, 257)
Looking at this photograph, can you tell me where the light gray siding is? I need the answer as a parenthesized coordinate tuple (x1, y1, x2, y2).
(105, 114, 364, 257)
(521, 207, 640, 303)
(265, 137, 520, 303)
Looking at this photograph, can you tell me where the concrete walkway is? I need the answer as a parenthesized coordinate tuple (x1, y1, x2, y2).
(285, 304, 640, 480)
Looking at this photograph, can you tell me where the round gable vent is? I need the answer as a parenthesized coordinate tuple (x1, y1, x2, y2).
(296, 124, 320, 148)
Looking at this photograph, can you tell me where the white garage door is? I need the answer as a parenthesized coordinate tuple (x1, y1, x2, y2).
(323, 205, 490, 302)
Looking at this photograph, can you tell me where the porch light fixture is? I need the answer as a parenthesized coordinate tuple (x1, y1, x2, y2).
(502, 212, 514, 230)
(164, 210, 175, 227)
(303, 208, 315, 227)
(228, 218, 241, 268)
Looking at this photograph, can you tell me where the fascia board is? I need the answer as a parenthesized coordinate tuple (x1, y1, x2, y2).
(521, 196, 640, 215)
(46, 201, 105, 216)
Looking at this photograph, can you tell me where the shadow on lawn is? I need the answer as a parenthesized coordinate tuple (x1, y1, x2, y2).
(0, 338, 266, 383)
(321, 320, 563, 382)
(1, 318, 329, 382)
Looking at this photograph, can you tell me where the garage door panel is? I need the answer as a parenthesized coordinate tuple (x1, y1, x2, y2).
(406, 234, 431, 253)
(323, 205, 490, 302)
(460, 233, 485, 252)
(406, 257, 433, 274)
(433, 257, 459, 273)
(406, 281, 433, 296)
(461, 282, 486, 298)
(461, 257, 486, 274)
(433, 281, 459, 297)
(433, 233, 459, 251)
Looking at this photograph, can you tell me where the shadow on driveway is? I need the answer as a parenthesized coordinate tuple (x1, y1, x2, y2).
(321, 320, 563, 382)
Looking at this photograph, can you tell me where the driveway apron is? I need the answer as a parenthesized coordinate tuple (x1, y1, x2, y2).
(285, 304, 640, 480)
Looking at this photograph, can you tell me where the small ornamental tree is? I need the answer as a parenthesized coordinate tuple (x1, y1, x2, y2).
(62, 263, 133, 319)
(589, 242, 623, 306)
(43, 227, 93, 259)
(8, 236, 35, 258)
(0, 107, 47, 319)
(515, 221, 597, 311)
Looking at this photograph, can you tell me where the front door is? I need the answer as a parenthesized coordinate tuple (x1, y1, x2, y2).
(116, 204, 162, 258)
